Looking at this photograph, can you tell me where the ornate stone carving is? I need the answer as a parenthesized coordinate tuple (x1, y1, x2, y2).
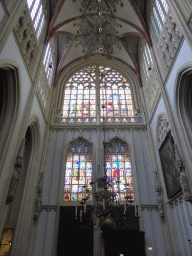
(14, 7, 39, 77)
(154, 172, 165, 217)
(157, 115, 170, 148)
(6, 138, 26, 204)
(34, 172, 44, 222)
(173, 144, 192, 201)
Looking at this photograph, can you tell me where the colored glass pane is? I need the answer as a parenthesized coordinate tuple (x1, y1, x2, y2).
(105, 138, 134, 202)
(63, 65, 134, 123)
(64, 139, 92, 201)
(63, 66, 96, 123)
(100, 66, 134, 122)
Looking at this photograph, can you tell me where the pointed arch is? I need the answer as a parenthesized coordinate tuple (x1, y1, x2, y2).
(105, 136, 134, 202)
(64, 137, 93, 202)
(174, 64, 192, 151)
(0, 61, 20, 169)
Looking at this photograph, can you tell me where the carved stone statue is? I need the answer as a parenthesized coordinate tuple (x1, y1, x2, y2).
(156, 191, 165, 217)
(34, 172, 44, 222)
(154, 172, 165, 217)
(173, 144, 192, 201)
(6, 138, 26, 204)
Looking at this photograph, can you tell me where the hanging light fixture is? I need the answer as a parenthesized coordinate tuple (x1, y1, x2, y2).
(75, 70, 138, 231)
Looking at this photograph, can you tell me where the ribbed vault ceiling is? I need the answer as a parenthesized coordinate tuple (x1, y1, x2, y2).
(47, 0, 150, 86)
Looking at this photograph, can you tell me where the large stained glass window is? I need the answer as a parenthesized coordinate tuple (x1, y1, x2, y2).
(105, 138, 134, 202)
(63, 66, 96, 123)
(64, 139, 93, 201)
(62, 65, 134, 123)
(100, 66, 134, 123)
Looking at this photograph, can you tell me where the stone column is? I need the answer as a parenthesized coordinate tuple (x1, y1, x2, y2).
(6, 138, 26, 204)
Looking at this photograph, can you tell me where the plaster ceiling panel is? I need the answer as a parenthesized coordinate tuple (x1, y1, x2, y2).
(53, 1, 82, 28)
(58, 34, 74, 61)
(111, 44, 136, 69)
(121, 35, 138, 63)
(57, 20, 78, 35)
(114, 1, 143, 30)
(59, 44, 85, 69)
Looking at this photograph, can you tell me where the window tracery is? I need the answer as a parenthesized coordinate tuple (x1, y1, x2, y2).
(64, 138, 93, 201)
(105, 138, 134, 202)
(63, 66, 96, 123)
(62, 65, 134, 123)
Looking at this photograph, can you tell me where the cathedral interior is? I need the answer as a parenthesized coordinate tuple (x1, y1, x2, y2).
(0, 0, 192, 255)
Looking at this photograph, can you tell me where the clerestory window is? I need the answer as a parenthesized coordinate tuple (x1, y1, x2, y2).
(43, 43, 54, 85)
(27, 0, 45, 39)
(62, 65, 134, 123)
(151, 0, 168, 40)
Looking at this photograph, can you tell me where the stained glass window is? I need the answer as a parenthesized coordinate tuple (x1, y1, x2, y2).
(99, 66, 134, 123)
(62, 65, 134, 123)
(64, 139, 93, 201)
(105, 138, 134, 202)
(63, 66, 96, 123)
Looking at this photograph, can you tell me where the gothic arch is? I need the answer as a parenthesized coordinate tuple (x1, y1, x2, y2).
(174, 64, 192, 151)
(56, 58, 141, 113)
(0, 61, 20, 167)
(60, 136, 95, 204)
(6, 116, 41, 254)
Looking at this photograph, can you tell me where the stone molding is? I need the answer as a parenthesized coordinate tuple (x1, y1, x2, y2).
(141, 205, 158, 211)
(41, 205, 57, 212)
(13, 7, 39, 80)
(51, 125, 146, 132)
(6, 138, 26, 204)
(170, 195, 184, 208)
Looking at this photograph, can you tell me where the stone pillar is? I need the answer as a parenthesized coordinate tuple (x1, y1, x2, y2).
(6, 138, 26, 204)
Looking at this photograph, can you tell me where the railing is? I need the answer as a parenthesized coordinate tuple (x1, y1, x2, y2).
(54, 116, 143, 124)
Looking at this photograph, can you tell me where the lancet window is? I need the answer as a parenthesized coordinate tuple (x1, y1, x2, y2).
(62, 65, 134, 123)
(152, 0, 169, 38)
(99, 66, 134, 122)
(63, 66, 96, 123)
(105, 138, 134, 202)
(64, 139, 93, 201)
(43, 43, 54, 85)
(27, 0, 45, 39)
(142, 45, 153, 82)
